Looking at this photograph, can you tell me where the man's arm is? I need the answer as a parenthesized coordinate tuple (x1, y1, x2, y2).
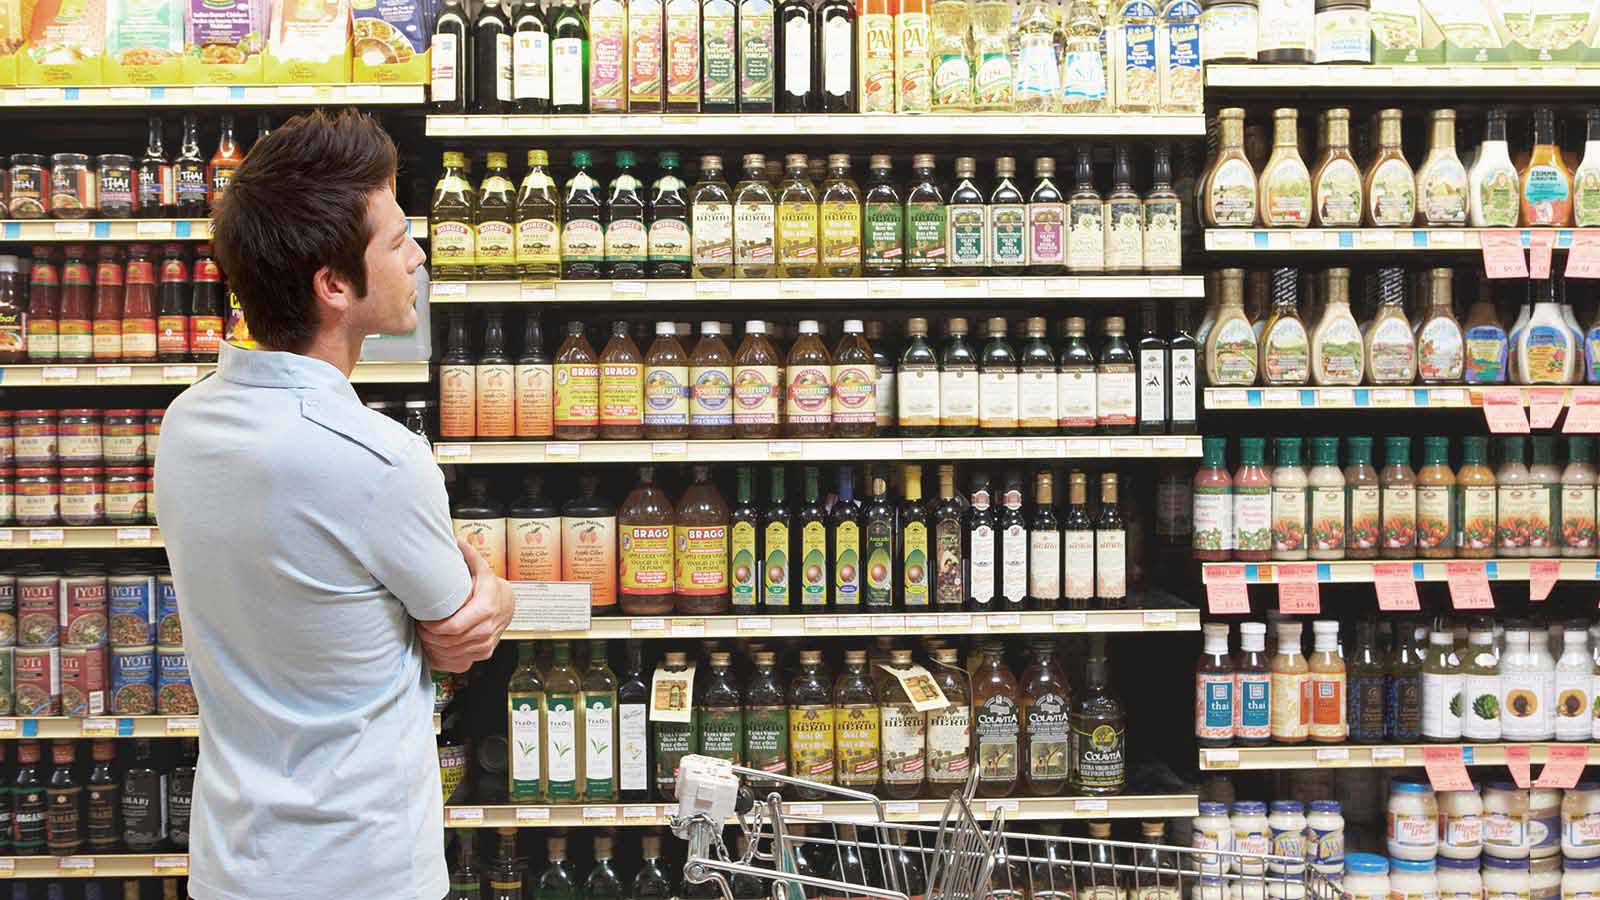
(417, 540, 514, 672)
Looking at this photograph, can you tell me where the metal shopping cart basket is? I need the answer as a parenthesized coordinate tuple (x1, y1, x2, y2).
(667, 754, 1344, 900)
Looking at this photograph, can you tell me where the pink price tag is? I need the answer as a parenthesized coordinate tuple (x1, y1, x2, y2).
(1206, 570, 1250, 615)
(1447, 561, 1495, 610)
(1506, 744, 1532, 788)
(1483, 393, 1532, 434)
(1566, 394, 1600, 434)
(1277, 565, 1320, 614)
(1374, 563, 1421, 611)
(1530, 388, 1566, 429)
(1529, 230, 1557, 279)
(1530, 560, 1560, 602)
(1569, 232, 1600, 279)
(1535, 744, 1589, 789)
(1481, 231, 1529, 279)
(1423, 745, 1476, 792)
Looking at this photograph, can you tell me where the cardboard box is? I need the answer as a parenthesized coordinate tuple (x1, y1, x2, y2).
(102, 0, 183, 83)
(0, 0, 24, 84)
(181, 0, 262, 82)
(1526, 0, 1600, 63)
(263, 0, 349, 83)
(1422, 0, 1515, 63)
(1372, 0, 1445, 64)
(19, 0, 106, 84)
(350, 0, 424, 82)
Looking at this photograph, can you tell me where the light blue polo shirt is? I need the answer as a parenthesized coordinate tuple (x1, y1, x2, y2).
(153, 341, 470, 900)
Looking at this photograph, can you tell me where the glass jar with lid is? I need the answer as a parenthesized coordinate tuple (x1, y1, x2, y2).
(1530, 857, 1560, 900)
(0, 410, 16, 466)
(15, 468, 58, 526)
(1390, 776, 1441, 861)
(1563, 856, 1600, 900)
(1306, 799, 1345, 873)
(49, 153, 94, 220)
(1314, 0, 1371, 63)
(1202, 0, 1260, 62)
(14, 410, 57, 467)
(1391, 858, 1439, 900)
(1441, 786, 1485, 860)
(1532, 788, 1562, 860)
(57, 409, 101, 466)
(7, 154, 48, 219)
(102, 411, 145, 466)
(1343, 853, 1390, 900)
(105, 467, 146, 525)
(1233, 800, 1270, 874)
(0, 467, 14, 524)
(1484, 857, 1531, 900)
(96, 155, 135, 218)
(1565, 783, 1600, 859)
(1194, 801, 1233, 875)
(1485, 783, 1533, 860)
(143, 408, 163, 461)
(60, 467, 103, 526)
(1269, 801, 1308, 874)
(1437, 857, 1482, 900)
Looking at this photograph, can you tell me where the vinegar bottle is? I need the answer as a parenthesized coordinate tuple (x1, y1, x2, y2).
(477, 311, 516, 439)
(831, 320, 876, 438)
(642, 321, 690, 440)
(439, 310, 478, 440)
(599, 320, 644, 440)
(619, 465, 676, 615)
(515, 316, 554, 439)
(554, 321, 600, 441)
(785, 320, 833, 438)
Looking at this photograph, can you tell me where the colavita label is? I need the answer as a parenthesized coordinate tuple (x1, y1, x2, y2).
(508, 516, 560, 581)
(835, 705, 880, 786)
(674, 524, 729, 597)
(621, 525, 674, 596)
(554, 363, 600, 426)
(1025, 691, 1070, 781)
(789, 705, 835, 781)
(1071, 722, 1124, 791)
(975, 694, 1019, 783)
(831, 364, 876, 424)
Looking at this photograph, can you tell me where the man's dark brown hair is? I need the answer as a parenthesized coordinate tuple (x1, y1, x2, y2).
(211, 109, 398, 353)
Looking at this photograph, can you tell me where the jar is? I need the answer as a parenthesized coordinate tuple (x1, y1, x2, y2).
(105, 468, 146, 525)
(15, 468, 57, 526)
(1233, 800, 1270, 874)
(1486, 783, 1534, 860)
(102, 411, 144, 466)
(96, 155, 134, 218)
(1564, 856, 1600, 900)
(1202, 0, 1260, 62)
(1194, 879, 1228, 900)
(1343, 853, 1391, 900)
(49, 153, 94, 220)
(1566, 784, 1600, 860)
(1484, 856, 1532, 900)
(1307, 799, 1345, 870)
(1314, 0, 1370, 63)
(0, 410, 16, 466)
(1195, 801, 1234, 875)
(1532, 789, 1562, 860)
(1391, 777, 1441, 861)
(1441, 787, 1486, 860)
(1269, 800, 1308, 874)
(1392, 858, 1441, 900)
(0, 467, 12, 524)
(7, 154, 47, 219)
(1439, 857, 1485, 900)
(1230, 881, 1267, 900)
(1531, 857, 1561, 900)
(1266, 881, 1305, 900)
(60, 467, 102, 526)
(13, 410, 57, 467)
(57, 409, 101, 466)
(144, 465, 155, 525)
(144, 408, 163, 461)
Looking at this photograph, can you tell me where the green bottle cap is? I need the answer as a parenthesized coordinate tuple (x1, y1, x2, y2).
(1275, 437, 1303, 467)
(1503, 435, 1527, 462)
(1239, 436, 1265, 466)
(1384, 436, 1411, 468)
(1310, 437, 1339, 467)
(1345, 435, 1373, 465)
(1532, 435, 1556, 465)
(572, 150, 592, 168)
(1462, 435, 1488, 465)
(659, 150, 680, 169)
(615, 150, 636, 168)
(1423, 436, 1450, 466)
(1572, 436, 1595, 464)
(1202, 436, 1228, 467)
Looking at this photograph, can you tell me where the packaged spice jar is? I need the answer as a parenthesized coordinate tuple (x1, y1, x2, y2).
(49, 153, 94, 220)
(7, 155, 48, 219)
(60, 467, 104, 526)
(14, 410, 57, 467)
(105, 468, 147, 525)
(96, 155, 135, 218)
(57, 410, 101, 466)
(15, 469, 58, 526)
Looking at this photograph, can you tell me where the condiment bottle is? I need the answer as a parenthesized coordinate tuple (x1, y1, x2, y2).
(477, 311, 516, 439)
(898, 318, 940, 436)
(675, 464, 731, 614)
(1018, 317, 1058, 436)
(731, 321, 780, 439)
(1205, 109, 1258, 228)
(776, 154, 820, 278)
(1311, 268, 1362, 386)
(1380, 436, 1417, 560)
(1058, 316, 1097, 434)
(1271, 436, 1308, 562)
(1145, 145, 1183, 273)
(599, 321, 644, 440)
(1309, 620, 1347, 744)
(516, 150, 561, 279)
(689, 321, 734, 439)
(1456, 435, 1498, 559)
(1194, 436, 1234, 562)
(1235, 621, 1271, 746)
(904, 153, 947, 275)
(1562, 437, 1597, 558)
(512, 316, 555, 440)
(1197, 623, 1235, 747)
(1461, 622, 1500, 741)
(1102, 145, 1140, 274)
(1206, 269, 1258, 386)
(452, 477, 508, 578)
(1471, 107, 1521, 228)
(831, 320, 877, 438)
(58, 245, 93, 364)
(1270, 621, 1309, 745)
(1416, 436, 1456, 559)
(562, 473, 618, 610)
(1417, 269, 1464, 385)
(1308, 436, 1346, 561)
(980, 317, 1020, 436)
(1416, 109, 1469, 227)
(1259, 108, 1311, 228)
(1234, 436, 1271, 562)
(1387, 621, 1423, 742)
(206, 115, 243, 211)
(1575, 109, 1600, 228)
(554, 321, 600, 441)
(439, 310, 477, 439)
(1346, 619, 1387, 744)
(1313, 108, 1363, 228)
(1097, 317, 1137, 434)
(1345, 436, 1381, 559)
(188, 244, 223, 363)
(1260, 267, 1310, 386)
(122, 245, 158, 363)
(476, 152, 518, 279)
(1258, 0, 1312, 63)
(562, 152, 605, 280)
(940, 318, 980, 436)
(1529, 435, 1561, 558)
(785, 320, 833, 438)
(1422, 626, 1464, 742)
(1465, 277, 1510, 385)
(1365, 109, 1417, 227)
(1027, 156, 1067, 275)
(90, 247, 122, 364)
(1364, 267, 1416, 385)
(619, 465, 676, 615)
(508, 474, 560, 582)
(1517, 279, 1576, 385)
(690, 156, 734, 278)
(1498, 436, 1532, 558)
(1522, 107, 1573, 227)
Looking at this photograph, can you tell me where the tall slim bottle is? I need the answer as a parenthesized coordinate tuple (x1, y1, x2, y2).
(929, 0, 971, 112)
(473, 0, 513, 113)
(550, 0, 591, 112)
(588, 0, 628, 112)
(819, 0, 857, 111)
(543, 642, 582, 803)
(508, 642, 545, 802)
(512, 0, 551, 112)
(702, 0, 738, 112)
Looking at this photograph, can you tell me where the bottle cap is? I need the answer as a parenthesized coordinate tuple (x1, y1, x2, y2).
(701, 321, 721, 335)
(843, 320, 863, 333)
(746, 320, 766, 334)
(799, 320, 819, 334)
(656, 321, 675, 335)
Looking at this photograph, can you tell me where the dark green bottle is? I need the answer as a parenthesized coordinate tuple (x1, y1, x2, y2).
(605, 151, 647, 279)
(536, 834, 578, 900)
(561, 151, 604, 280)
(696, 650, 745, 764)
(743, 649, 789, 796)
(862, 154, 904, 277)
(904, 153, 947, 275)
(862, 468, 896, 611)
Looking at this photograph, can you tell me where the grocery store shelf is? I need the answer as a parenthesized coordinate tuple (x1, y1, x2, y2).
(1206, 64, 1600, 90)
(1206, 228, 1576, 252)
(435, 436, 1201, 464)
(444, 794, 1199, 828)
(2, 84, 424, 108)
(425, 113, 1206, 139)
(1201, 742, 1600, 771)
(510, 608, 1196, 641)
(1201, 385, 1598, 411)
(0, 360, 428, 387)
(0, 715, 196, 738)
(1202, 559, 1592, 584)
(429, 275, 1202, 304)
(0, 526, 161, 549)
(0, 217, 427, 242)
(0, 854, 189, 878)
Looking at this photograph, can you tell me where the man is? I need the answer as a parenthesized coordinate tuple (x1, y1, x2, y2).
(154, 109, 513, 900)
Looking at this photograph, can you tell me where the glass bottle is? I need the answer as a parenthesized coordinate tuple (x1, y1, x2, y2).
(901, 464, 932, 608)
(1364, 267, 1416, 385)
(604, 151, 647, 279)
(1060, 0, 1107, 113)
(1421, 626, 1463, 743)
(508, 637, 547, 803)
(516, 150, 561, 279)
(786, 320, 833, 437)
(1104, 144, 1143, 274)
(1313, 108, 1363, 228)
(834, 649, 882, 792)
(626, 0, 664, 112)
(997, 472, 1028, 611)
(1067, 145, 1104, 275)
(777, 0, 815, 111)
(743, 649, 788, 792)
(599, 320, 644, 439)
(1096, 317, 1137, 434)
(449, 832, 481, 900)
(1575, 108, 1600, 227)
(905, 153, 947, 276)
(966, 471, 998, 611)
(1027, 470, 1061, 610)
(647, 151, 691, 278)
(777, 154, 821, 278)
(761, 466, 793, 612)
(1026, 156, 1067, 275)
(619, 465, 675, 615)
(690, 155, 734, 279)
(1062, 471, 1094, 608)
(1196, 623, 1235, 748)
(729, 466, 761, 610)
(542, 642, 583, 802)
(1019, 317, 1059, 435)
(820, 155, 863, 277)
(689, 321, 735, 439)
(929, 0, 971, 111)
(512, 0, 552, 112)
(1387, 621, 1424, 742)
(175, 114, 206, 218)
(1259, 108, 1312, 228)
(1563, 436, 1598, 557)
(537, 835, 578, 900)
(432, 0, 473, 113)
(1471, 107, 1520, 228)
(979, 317, 1019, 436)
(473, 0, 513, 113)
(554, 320, 600, 440)
(863, 469, 897, 611)
(1523, 106, 1573, 227)
(633, 833, 675, 900)
(560, 150, 604, 279)
(833, 320, 877, 437)
(1014, 0, 1059, 111)
(1311, 268, 1362, 386)
(831, 467, 863, 611)
(700, 0, 737, 112)
(1417, 268, 1464, 385)
(1365, 109, 1417, 227)
(1203, 108, 1259, 227)
(1461, 623, 1501, 742)
(974, 640, 1021, 798)
(733, 154, 777, 279)
(1022, 639, 1071, 796)
(946, 156, 987, 275)
(819, 0, 857, 111)
(732, 320, 781, 439)
(488, 828, 523, 900)
(1145, 144, 1183, 273)
(969, 0, 1012, 110)
(789, 649, 836, 797)
(652, 650, 696, 800)
(940, 318, 980, 436)
(1095, 473, 1127, 607)
(1260, 267, 1310, 386)
(697, 650, 745, 764)
(137, 117, 174, 219)
(1070, 636, 1125, 795)
(863, 155, 905, 277)
(1417, 109, 1469, 227)
(431, 152, 478, 280)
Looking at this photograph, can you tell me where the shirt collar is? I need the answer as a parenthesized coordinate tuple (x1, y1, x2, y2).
(217, 341, 361, 403)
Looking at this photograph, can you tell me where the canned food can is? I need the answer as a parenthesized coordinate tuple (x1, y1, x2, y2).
(156, 574, 179, 646)
(16, 576, 58, 648)
(13, 647, 59, 716)
(0, 647, 13, 715)
(107, 575, 154, 647)
(0, 572, 17, 648)
(60, 574, 107, 647)
(59, 646, 106, 718)
(156, 647, 194, 715)
(110, 645, 155, 716)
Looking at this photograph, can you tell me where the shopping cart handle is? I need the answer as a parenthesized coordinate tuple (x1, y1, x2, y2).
(735, 786, 755, 817)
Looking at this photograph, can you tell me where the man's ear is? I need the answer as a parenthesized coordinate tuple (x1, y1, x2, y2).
(312, 264, 353, 319)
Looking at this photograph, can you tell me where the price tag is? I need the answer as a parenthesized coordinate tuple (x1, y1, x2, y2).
(165, 717, 200, 735)
(162, 365, 200, 380)
(1534, 744, 1589, 789)
(1566, 393, 1600, 433)
(1360, 230, 1394, 250)
(885, 801, 921, 816)
(447, 807, 484, 823)
(1204, 749, 1240, 768)
(1022, 438, 1059, 456)
(1447, 561, 1495, 610)
(623, 806, 659, 821)
(986, 614, 1021, 628)
(467, 115, 504, 131)
(981, 440, 1018, 456)
(1429, 388, 1466, 406)
(905, 615, 936, 629)
(1531, 560, 1560, 602)
(430, 281, 467, 297)
(116, 527, 153, 546)
(517, 806, 552, 822)
(434, 444, 472, 460)
(1316, 747, 1350, 763)
(1143, 611, 1178, 627)
(614, 281, 647, 295)
(871, 615, 904, 630)
(985, 800, 1020, 813)
(868, 281, 902, 296)
(805, 616, 837, 629)
(1206, 231, 1249, 250)
(1371, 388, 1409, 407)
(1568, 232, 1600, 278)
(1530, 388, 1565, 429)
(789, 803, 824, 816)
(1374, 562, 1421, 611)
(940, 440, 978, 457)
(0, 858, 14, 876)
(630, 618, 666, 632)
(651, 442, 687, 457)
(344, 83, 382, 99)
(1371, 747, 1406, 764)
(41, 367, 78, 381)
(670, 621, 704, 636)
(1277, 565, 1321, 614)
(520, 283, 555, 301)
(583, 806, 618, 821)
(79, 718, 115, 737)
(1318, 388, 1355, 408)
(95, 366, 132, 381)
(767, 441, 801, 456)
(987, 278, 1023, 295)
(1529, 230, 1558, 280)
(1422, 746, 1475, 792)
(1151, 277, 1188, 295)
(1046, 277, 1082, 294)
(1483, 388, 1531, 433)
(544, 443, 580, 457)
(1053, 612, 1087, 627)
(694, 280, 731, 295)
(737, 617, 772, 632)
(901, 439, 936, 455)
(29, 529, 63, 547)
(1205, 565, 1250, 615)
(1290, 230, 1326, 248)
(1430, 230, 1465, 247)
(134, 220, 172, 236)
(58, 858, 94, 873)
(1481, 231, 1529, 279)
(1073, 799, 1108, 813)
(1506, 744, 1532, 788)
(153, 856, 188, 873)
(52, 221, 89, 236)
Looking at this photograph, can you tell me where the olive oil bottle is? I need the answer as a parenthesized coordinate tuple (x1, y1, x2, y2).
(797, 466, 829, 609)
(730, 465, 760, 610)
(878, 649, 926, 799)
(761, 465, 793, 613)
(507, 642, 545, 802)
(744, 650, 789, 793)
(516, 150, 562, 279)
(690, 155, 735, 278)
(789, 650, 836, 797)
(831, 467, 863, 610)
(863, 155, 905, 277)
(543, 642, 582, 803)
(431, 151, 477, 279)
(834, 649, 882, 792)
(820, 154, 864, 278)
(862, 469, 897, 611)
(476, 152, 518, 278)
(696, 651, 744, 764)
(777, 154, 821, 278)
(901, 464, 931, 608)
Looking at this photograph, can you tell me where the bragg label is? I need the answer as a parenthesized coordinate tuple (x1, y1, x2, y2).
(620, 525, 674, 596)
(730, 520, 758, 607)
(733, 366, 779, 427)
(835, 705, 881, 786)
(554, 363, 601, 426)
(786, 365, 832, 423)
(830, 364, 875, 424)
(508, 516, 560, 581)
(788, 705, 836, 782)
(600, 362, 643, 427)
(675, 524, 729, 597)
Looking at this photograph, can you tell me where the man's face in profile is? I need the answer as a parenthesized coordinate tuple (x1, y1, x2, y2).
(356, 186, 427, 336)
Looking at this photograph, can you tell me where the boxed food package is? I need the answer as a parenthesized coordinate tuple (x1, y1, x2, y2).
(263, 0, 349, 83)
(0, 0, 23, 84)
(102, 0, 183, 84)
(1421, 0, 1514, 62)
(1526, 0, 1600, 62)
(19, 0, 107, 84)
(351, 0, 425, 82)
(182, 0, 264, 83)
(1372, 0, 1445, 63)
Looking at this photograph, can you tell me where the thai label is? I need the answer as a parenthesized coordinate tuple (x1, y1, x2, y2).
(948, 204, 987, 268)
(864, 201, 904, 266)
(1095, 528, 1126, 598)
(861, 13, 895, 113)
(1028, 201, 1066, 267)
(832, 363, 876, 425)
(644, 364, 690, 427)
(600, 361, 643, 427)
(628, 0, 664, 104)
(1058, 367, 1096, 429)
(702, 5, 737, 104)
(898, 362, 940, 428)
(786, 363, 832, 424)
(690, 364, 733, 427)
(1563, 484, 1597, 551)
(1315, 159, 1362, 226)
(545, 694, 579, 800)
(1416, 485, 1452, 552)
(1271, 486, 1306, 553)
(1027, 529, 1060, 600)
(1063, 529, 1094, 603)
(554, 363, 601, 425)
(744, 706, 787, 775)
(1524, 325, 1572, 384)
(561, 218, 605, 264)
(789, 705, 835, 781)
(821, 201, 862, 267)
(676, 525, 729, 597)
(1194, 485, 1233, 553)
(1262, 319, 1310, 383)
(836, 705, 881, 786)
(1019, 371, 1058, 430)
(823, 14, 852, 98)
(517, 217, 560, 266)
(763, 521, 790, 607)
(979, 371, 1018, 430)
(648, 219, 691, 264)
(906, 201, 946, 267)
(940, 366, 979, 428)
(666, 2, 700, 103)
(732, 364, 779, 427)
(991, 204, 1027, 268)
(1419, 160, 1468, 225)
(698, 708, 742, 763)
(430, 220, 475, 267)
(1236, 672, 1270, 739)
(621, 524, 674, 596)
(903, 520, 930, 607)
(1381, 485, 1416, 551)
(584, 694, 616, 797)
(1527, 484, 1554, 551)
(1419, 319, 1464, 381)
(731, 521, 758, 607)
(799, 521, 827, 607)
(969, 521, 995, 602)
(1309, 486, 1344, 552)
(864, 515, 894, 608)
(927, 702, 971, 783)
(1525, 166, 1571, 225)
(1270, 669, 1311, 740)
(1025, 690, 1069, 780)
(692, 202, 734, 265)
(1096, 364, 1136, 427)
(881, 704, 926, 783)
(1368, 317, 1416, 383)
(590, 0, 627, 108)
(975, 694, 1019, 783)
(896, 11, 932, 112)
(1369, 159, 1417, 225)
(1001, 510, 1026, 605)
(1262, 159, 1312, 226)
(509, 692, 542, 797)
(1196, 673, 1233, 740)
(1234, 483, 1271, 553)
(934, 516, 963, 607)
(1209, 318, 1257, 384)
(1208, 159, 1257, 226)
(1316, 317, 1363, 384)
(778, 201, 820, 268)
(834, 521, 861, 608)
(734, 202, 776, 265)
(1144, 197, 1182, 269)
(1071, 721, 1124, 791)
(739, 7, 774, 103)
(1069, 199, 1107, 271)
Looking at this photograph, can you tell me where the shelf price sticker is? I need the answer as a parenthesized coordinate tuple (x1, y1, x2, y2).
(1505, 744, 1532, 788)
(1534, 744, 1589, 789)
(1530, 560, 1560, 602)
(1529, 230, 1558, 280)
(154, 856, 189, 873)
(1204, 565, 1249, 615)
(1566, 392, 1600, 434)
(1483, 388, 1531, 433)
(516, 806, 551, 823)
(1422, 745, 1474, 792)
(1370, 747, 1406, 764)
(446, 807, 484, 824)
(1073, 798, 1108, 813)
(165, 717, 200, 736)
(623, 806, 659, 822)
(1530, 388, 1566, 430)
(985, 800, 1020, 814)
(884, 801, 921, 817)
(1481, 231, 1529, 279)
(583, 806, 618, 821)
(58, 857, 95, 873)
(1446, 561, 1495, 610)
(29, 529, 64, 547)
(1315, 747, 1350, 764)
(1374, 563, 1421, 611)
(116, 527, 154, 546)
(0, 858, 14, 876)
(1203, 749, 1239, 769)
(79, 718, 116, 737)
(1568, 232, 1600, 279)
(1276, 565, 1320, 614)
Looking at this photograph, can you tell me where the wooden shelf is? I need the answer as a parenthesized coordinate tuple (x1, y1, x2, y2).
(426, 113, 1206, 139)
(1206, 64, 1600, 90)
(1202, 559, 1594, 584)
(435, 436, 1201, 464)
(1202, 742, 1600, 771)
(428, 276, 1202, 304)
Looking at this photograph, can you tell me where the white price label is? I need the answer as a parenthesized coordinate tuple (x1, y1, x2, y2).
(135, 221, 173, 236)
(447, 807, 484, 823)
(53, 221, 90, 236)
(986, 800, 1020, 813)
(544, 443, 580, 457)
(987, 614, 1021, 627)
(520, 283, 555, 301)
(671, 621, 705, 636)
(987, 278, 1023, 295)
(805, 616, 837, 629)
(901, 439, 937, 455)
(737, 617, 772, 632)
(942, 614, 972, 627)
(1045, 278, 1082, 294)
(430, 281, 467, 297)
(1053, 612, 1087, 627)
(163, 365, 200, 379)
(871, 615, 904, 630)
(1370, 747, 1406, 764)
(41, 367, 78, 381)
(885, 801, 920, 816)
(116, 528, 154, 545)
(789, 803, 824, 815)
(1143, 610, 1178, 627)
(435, 444, 472, 460)
(624, 805, 659, 820)
(58, 858, 95, 872)
(153, 856, 188, 872)
(940, 440, 978, 456)
(79, 718, 116, 736)
(467, 116, 505, 131)
(1316, 747, 1351, 763)
(95, 366, 133, 380)
(1073, 799, 1108, 812)
(651, 442, 687, 456)
(583, 806, 618, 820)
(630, 618, 667, 632)
(29, 529, 64, 546)
(905, 615, 936, 628)
(695, 280, 731, 295)
(1205, 749, 1240, 767)
(0, 720, 16, 735)
(165, 717, 200, 735)
(767, 441, 801, 456)
(516, 806, 551, 822)
(614, 281, 647, 295)
(868, 281, 902, 296)
(981, 440, 1018, 455)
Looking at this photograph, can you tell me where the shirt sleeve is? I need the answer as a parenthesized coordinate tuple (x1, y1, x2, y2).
(358, 449, 472, 623)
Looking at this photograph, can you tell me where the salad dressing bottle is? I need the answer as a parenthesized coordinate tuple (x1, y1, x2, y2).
(1313, 109, 1363, 228)
(1522, 107, 1573, 227)
(1364, 268, 1416, 385)
(1364, 109, 1416, 227)
(1528, 436, 1560, 559)
(1311, 268, 1362, 386)
(1464, 277, 1509, 385)
(1206, 269, 1258, 386)
(1562, 436, 1598, 557)
(1415, 109, 1469, 227)
(1380, 436, 1416, 560)
(1203, 108, 1259, 228)
(1574, 109, 1600, 228)
(1417, 268, 1464, 385)
(1344, 436, 1380, 560)
(1258, 108, 1311, 228)
(1456, 435, 1497, 559)
(1260, 268, 1309, 386)
(1415, 436, 1455, 559)
(1470, 107, 1520, 228)
(1516, 278, 1577, 385)
(1498, 436, 1531, 558)
(1307, 436, 1346, 561)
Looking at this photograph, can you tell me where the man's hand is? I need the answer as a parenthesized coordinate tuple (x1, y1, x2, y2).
(419, 539, 515, 673)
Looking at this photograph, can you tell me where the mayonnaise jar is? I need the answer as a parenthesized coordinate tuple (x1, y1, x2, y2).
(1391, 777, 1442, 861)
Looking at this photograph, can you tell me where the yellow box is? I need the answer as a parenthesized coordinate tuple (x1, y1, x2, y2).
(102, 0, 183, 83)
(19, 0, 106, 84)
(181, 0, 264, 83)
(350, 0, 425, 82)
(263, 0, 350, 83)
(0, 0, 24, 84)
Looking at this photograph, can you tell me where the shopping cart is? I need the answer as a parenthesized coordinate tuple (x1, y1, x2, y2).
(668, 755, 1343, 900)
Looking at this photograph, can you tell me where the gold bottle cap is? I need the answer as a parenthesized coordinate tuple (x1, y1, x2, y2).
(665, 651, 688, 665)
(870, 154, 893, 169)
(641, 833, 662, 856)
(955, 156, 977, 177)
(527, 149, 549, 166)
(829, 153, 851, 169)
(1104, 316, 1126, 335)
(1219, 107, 1245, 121)
(710, 651, 731, 665)
(907, 317, 929, 335)
(987, 317, 1007, 335)
(1035, 156, 1056, 176)
(701, 154, 722, 170)
(786, 153, 808, 170)
(743, 153, 765, 169)
(913, 153, 936, 169)
(442, 150, 466, 167)
(933, 648, 958, 663)
(1088, 822, 1112, 838)
(1065, 316, 1086, 336)
(487, 151, 508, 168)
(995, 156, 1016, 178)
(845, 649, 866, 663)
(891, 649, 913, 664)
(595, 833, 614, 856)
(1027, 316, 1047, 336)
(800, 649, 823, 664)
(948, 317, 969, 333)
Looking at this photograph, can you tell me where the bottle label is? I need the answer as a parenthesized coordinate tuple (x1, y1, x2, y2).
(905, 201, 946, 267)
(734, 202, 776, 264)
(1565, 485, 1597, 550)
(1347, 484, 1380, 551)
(897, 364, 940, 428)
(927, 702, 971, 782)
(835, 705, 881, 786)
(517, 217, 560, 265)
(978, 370, 1019, 430)
(440, 364, 476, 437)
(732, 364, 779, 427)
(1193, 487, 1233, 553)
(1271, 485, 1306, 553)
(1311, 672, 1345, 737)
(560, 218, 604, 263)
(600, 361, 643, 427)
(698, 708, 742, 763)
(1236, 672, 1270, 738)
(1028, 529, 1060, 600)
(1315, 158, 1362, 226)
(1370, 158, 1417, 225)
(1028, 201, 1065, 266)
(860, 13, 894, 113)
(864, 516, 894, 608)
(948, 203, 987, 268)
(799, 520, 827, 607)
(544, 696, 579, 799)
(605, 218, 648, 264)
(1058, 367, 1096, 429)
(1270, 670, 1310, 740)
(1524, 325, 1572, 384)
(903, 520, 929, 607)
(643, 364, 690, 427)
(895, 11, 931, 112)
(975, 694, 1019, 782)
(1459, 485, 1496, 551)
(940, 368, 978, 427)
(786, 363, 832, 424)
(783, 14, 811, 98)
(744, 707, 787, 775)
(1170, 348, 1196, 423)
(1416, 484, 1452, 551)
(821, 201, 862, 267)
(621, 524, 673, 596)
(619, 702, 649, 791)
(1144, 197, 1182, 269)
(1381, 485, 1416, 551)
(1208, 158, 1256, 226)
(1261, 158, 1312, 226)
(692, 202, 734, 265)
(823, 13, 852, 98)
(554, 362, 601, 426)
(157, 316, 186, 357)
(648, 218, 691, 264)
(831, 363, 876, 424)
(654, 721, 694, 790)
(763, 521, 790, 606)
(509, 515, 560, 581)
(702, 9, 737, 105)
(778, 202, 820, 266)
(690, 365, 733, 426)
(864, 201, 904, 266)
(1419, 318, 1464, 382)
(740, 8, 775, 103)
(628, 1, 664, 103)
(513, 31, 551, 101)
(1234, 485, 1271, 553)
(1026, 691, 1070, 781)
(583, 693, 616, 796)
(1527, 483, 1554, 550)
(1195, 674, 1233, 739)
(1309, 487, 1344, 552)
(1139, 348, 1166, 424)
(430, 220, 475, 267)
(881, 704, 926, 783)
(675, 524, 729, 597)
(589, 2, 627, 108)
(666, 3, 700, 103)
(973, 51, 1011, 108)
(788, 706, 835, 781)
(552, 37, 585, 106)
(1577, 167, 1600, 227)
(1071, 721, 1124, 791)
(1095, 528, 1125, 599)
(731, 520, 758, 607)
(834, 520, 860, 608)
(509, 692, 542, 795)
(933, 516, 962, 606)
(990, 203, 1026, 268)
(1064, 529, 1093, 601)
(476, 363, 515, 437)
(969, 522, 995, 603)
(1019, 371, 1058, 430)
(1419, 159, 1468, 225)
(932, 52, 971, 109)
(1068, 199, 1106, 272)
(430, 33, 458, 102)
(1096, 366, 1136, 427)
(1001, 519, 1027, 603)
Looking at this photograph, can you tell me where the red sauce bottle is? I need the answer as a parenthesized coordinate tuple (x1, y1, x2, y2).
(92, 247, 124, 363)
(188, 244, 223, 363)
(207, 115, 243, 212)
(121, 245, 158, 363)
(26, 247, 59, 363)
(0, 254, 24, 364)
(57, 245, 93, 364)
(157, 244, 189, 363)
